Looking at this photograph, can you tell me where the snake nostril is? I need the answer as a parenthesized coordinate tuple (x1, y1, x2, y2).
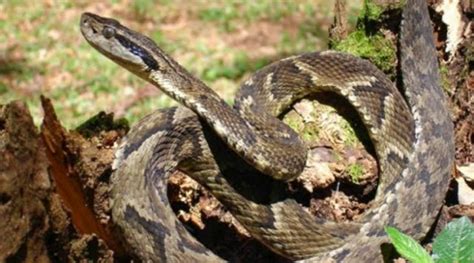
(81, 17, 88, 25)
(81, 16, 98, 34)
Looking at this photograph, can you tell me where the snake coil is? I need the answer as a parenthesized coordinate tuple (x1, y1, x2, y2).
(80, 0, 454, 261)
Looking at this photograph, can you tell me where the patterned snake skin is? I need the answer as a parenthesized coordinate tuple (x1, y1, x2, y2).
(80, 0, 454, 261)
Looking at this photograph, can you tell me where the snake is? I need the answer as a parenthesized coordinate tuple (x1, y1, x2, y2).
(79, 0, 454, 261)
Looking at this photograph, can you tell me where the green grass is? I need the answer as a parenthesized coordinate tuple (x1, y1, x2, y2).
(0, 0, 346, 128)
(197, 1, 313, 32)
(132, 0, 155, 18)
(202, 52, 270, 82)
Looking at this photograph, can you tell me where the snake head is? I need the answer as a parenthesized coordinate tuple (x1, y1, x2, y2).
(80, 12, 161, 77)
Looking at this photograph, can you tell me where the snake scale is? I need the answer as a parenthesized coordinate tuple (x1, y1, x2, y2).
(80, 0, 454, 261)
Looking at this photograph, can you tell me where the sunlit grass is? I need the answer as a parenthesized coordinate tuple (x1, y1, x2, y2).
(0, 0, 362, 128)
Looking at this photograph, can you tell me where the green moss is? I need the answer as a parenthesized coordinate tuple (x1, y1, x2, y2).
(75, 111, 129, 138)
(347, 163, 364, 183)
(333, 30, 396, 73)
(301, 122, 320, 142)
(283, 111, 303, 132)
(340, 120, 358, 146)
(361, 0, 405, 21)
(282, 111, 321, 142)
(332, 0, 399, 75)
(362, 0, 384, 21)
(439, 65, 452, 92)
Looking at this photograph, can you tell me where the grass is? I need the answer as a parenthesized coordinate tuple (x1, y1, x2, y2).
(0, 0, 365, 128)
(201, 52, 270, 82)
(198, 1, 313, 32)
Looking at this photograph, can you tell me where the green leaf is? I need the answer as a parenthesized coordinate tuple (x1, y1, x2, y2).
(432, 216, 474, 263)
(385, 226, 433, 263)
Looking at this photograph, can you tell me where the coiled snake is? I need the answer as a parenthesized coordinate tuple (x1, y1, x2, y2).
(80, 0, 454, 261)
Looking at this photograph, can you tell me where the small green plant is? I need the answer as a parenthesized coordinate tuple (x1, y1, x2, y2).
(347, 163, 364, 183)
(385, 216, 474, 263)
(362, 0, 384, 21)
(439, 65, 452, 93)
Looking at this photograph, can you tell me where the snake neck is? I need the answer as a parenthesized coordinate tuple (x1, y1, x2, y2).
(80, 12, 307, 180)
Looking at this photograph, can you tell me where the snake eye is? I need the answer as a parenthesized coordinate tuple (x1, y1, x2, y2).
(102, 26, 115, 39)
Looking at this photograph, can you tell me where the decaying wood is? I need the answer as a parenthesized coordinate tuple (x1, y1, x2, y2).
(0, 101, 51, 262)
(0, 100, 120, 262)
(329, 0, 348, 46)
(40, 96, 121, 254)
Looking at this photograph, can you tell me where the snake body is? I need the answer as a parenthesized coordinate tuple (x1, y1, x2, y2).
(80, 0, 454, 261)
